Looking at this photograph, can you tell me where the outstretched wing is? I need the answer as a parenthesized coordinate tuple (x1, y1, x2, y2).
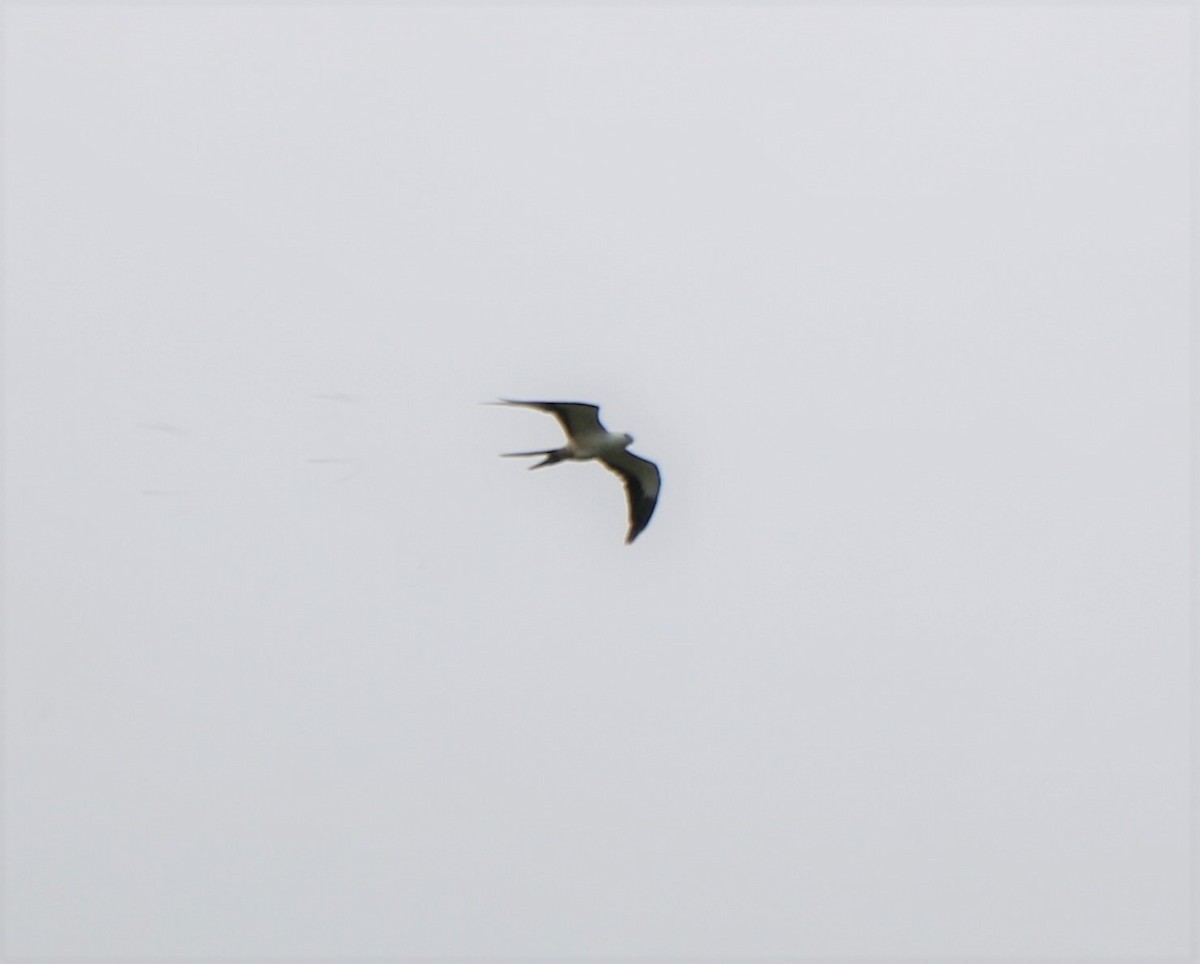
(496, 399, 606, 441)
(599, 449, 661, 544)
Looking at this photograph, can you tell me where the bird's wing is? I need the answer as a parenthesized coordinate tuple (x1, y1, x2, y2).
(599, 449, 661, 544)
(497, 400, 606, 440)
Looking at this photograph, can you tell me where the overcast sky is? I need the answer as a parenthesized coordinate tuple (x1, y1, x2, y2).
(3, 3, 1192, 960)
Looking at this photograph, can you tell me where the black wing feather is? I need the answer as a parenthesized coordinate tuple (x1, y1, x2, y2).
(497, 399, 605, 439)
(601, 451, 661, 544)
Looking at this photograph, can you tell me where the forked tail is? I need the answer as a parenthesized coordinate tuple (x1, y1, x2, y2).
(502, 447, 568, 469)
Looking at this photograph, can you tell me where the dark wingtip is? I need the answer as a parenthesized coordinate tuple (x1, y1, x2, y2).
(623, 495, 656, 544)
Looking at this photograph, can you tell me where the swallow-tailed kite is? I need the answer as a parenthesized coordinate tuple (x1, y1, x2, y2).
(494, 399, 661, 544)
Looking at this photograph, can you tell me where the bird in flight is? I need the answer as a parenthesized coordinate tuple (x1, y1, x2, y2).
(493, 399, 661, 544)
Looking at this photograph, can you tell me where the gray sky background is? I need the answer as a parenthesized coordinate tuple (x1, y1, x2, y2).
(3, 3, 1192, 960)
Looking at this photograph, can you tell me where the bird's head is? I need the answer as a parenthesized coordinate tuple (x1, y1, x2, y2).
(622, 432, 635, 446)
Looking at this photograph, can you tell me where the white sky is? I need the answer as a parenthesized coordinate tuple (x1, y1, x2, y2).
(3, 3, 1192, 960)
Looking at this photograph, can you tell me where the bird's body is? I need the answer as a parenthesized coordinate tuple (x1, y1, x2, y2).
(493, 399, 661, 544)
